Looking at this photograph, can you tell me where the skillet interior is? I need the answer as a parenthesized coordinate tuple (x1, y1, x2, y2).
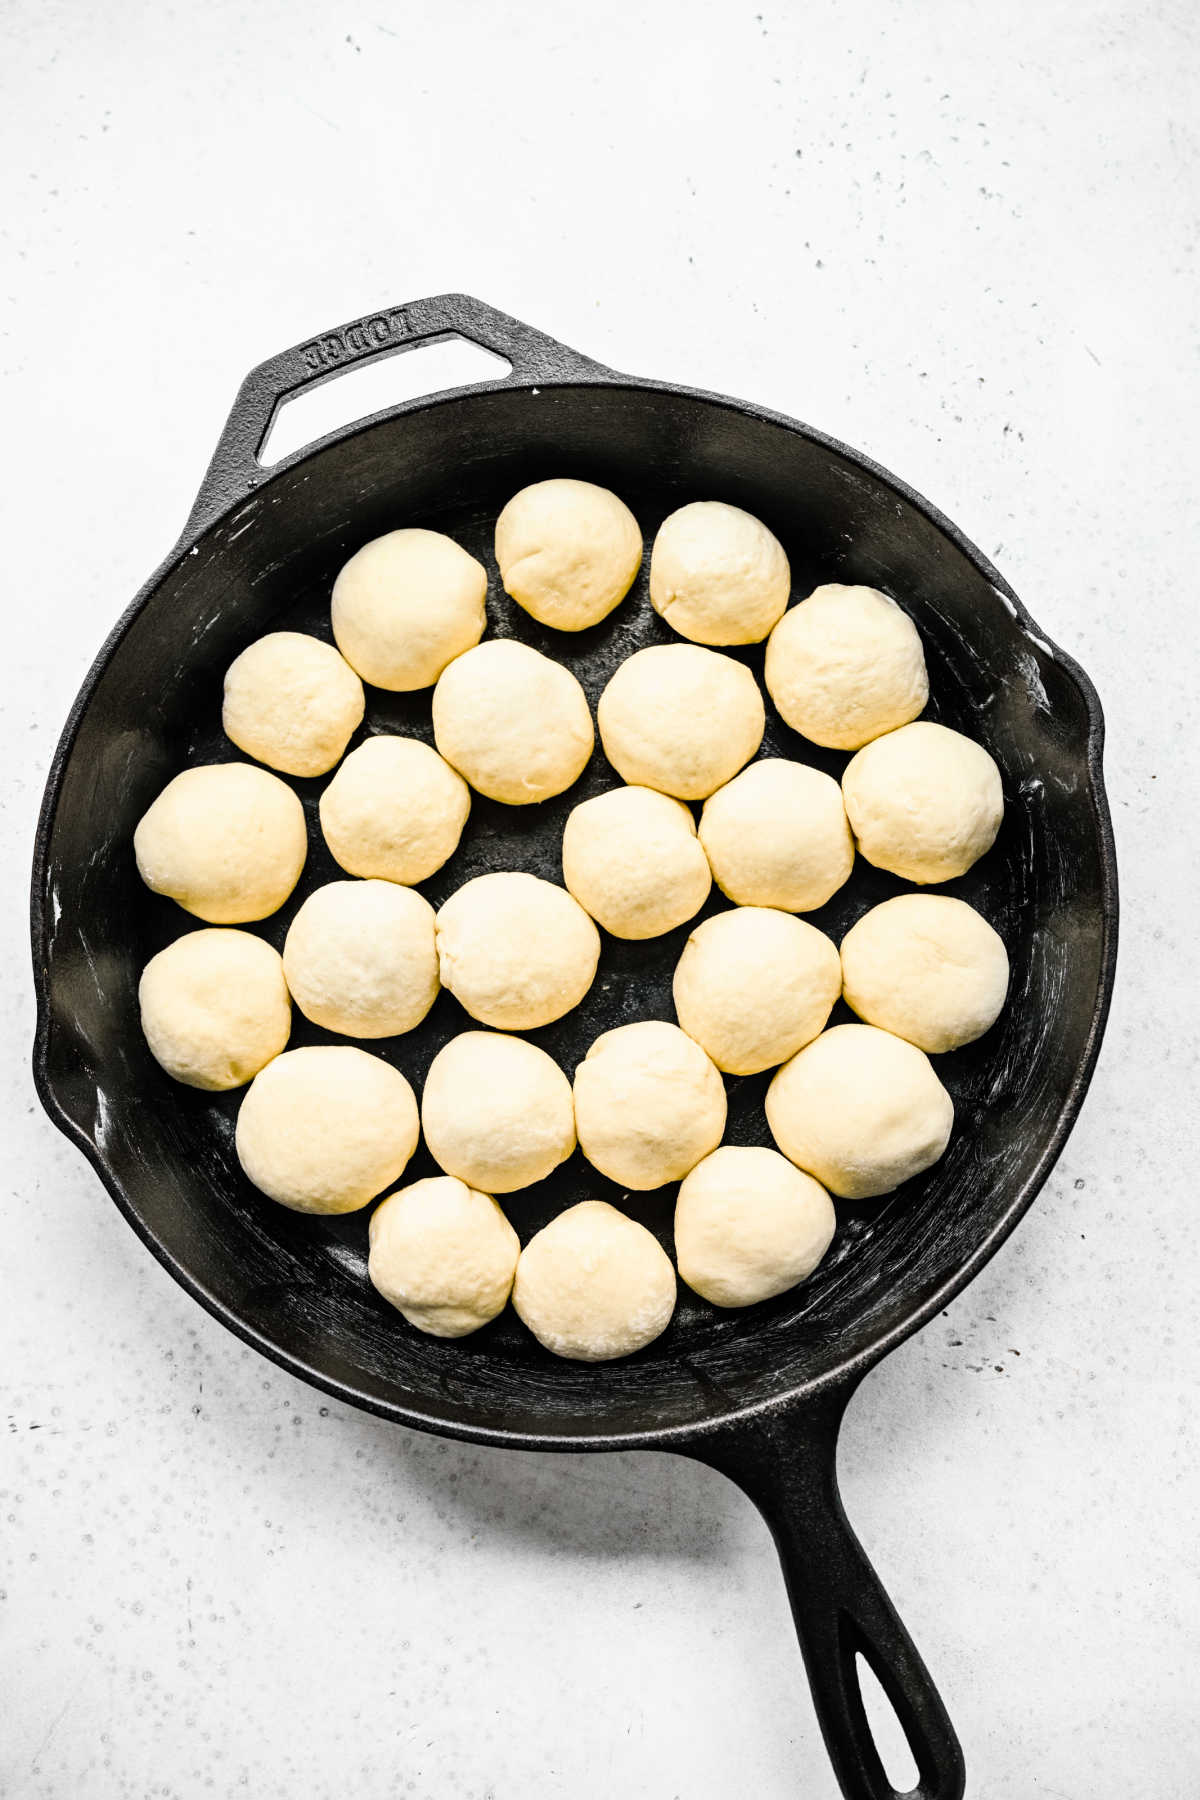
(34, 380, 1113, 1444)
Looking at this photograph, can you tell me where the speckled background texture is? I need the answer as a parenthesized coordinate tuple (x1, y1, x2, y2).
(3, 2, 1197, 1796)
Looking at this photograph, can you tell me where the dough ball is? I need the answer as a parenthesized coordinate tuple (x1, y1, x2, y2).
(331, 528, 486, 691)
(319, 735, 469, 886)
(650, 501, 790, 645)
(842, 720, 1004, 883)
(433, 639, 593, 804)
(699, 757, 854, 912)
(674, 1145, 835, 1307)
(236, 1045, 419, 1214)
(765, 1023, 953, 1200)
(765, 584, 928, 750)
(222, 632, 365, 777)
(139, 928, 290, 1090)
(368, 1177, 519, 1338)
(573, 1020, 726, 1191)
(513, 1201, 676, 1362)
(562, 784, 711, 939)
(134, 762, 307, 923)
(597, 644, 764, 800)
(283, 879, 438, 1038)
(673, 907, 841, 1075)
(840, 894, 1009, 1053)
(495, 479, 642, 631)
(436, 871, 599, 1030)
(422, 1031, 575, 1194)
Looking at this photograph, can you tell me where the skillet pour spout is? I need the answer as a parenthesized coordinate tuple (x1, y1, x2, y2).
(31, 294, 1117, 1800)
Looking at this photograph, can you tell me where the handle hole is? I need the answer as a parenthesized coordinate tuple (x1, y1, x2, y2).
(856, 1651, 921, 1796)
(259, 336, 512, 466)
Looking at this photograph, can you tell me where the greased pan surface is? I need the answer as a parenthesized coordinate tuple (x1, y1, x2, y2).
(31, 298, 1117, 1800)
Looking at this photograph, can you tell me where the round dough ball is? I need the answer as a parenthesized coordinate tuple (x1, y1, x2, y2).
(674, 1146, 836, 1307)
(433, 639, 593, 805)
(597, 644, 764, 801)
(650, 501, 790, 645)
(673, 907, 841, 1075)
(765, 1023, 953, 1200)
(840, 894, 1009, 1053)
(765, 585, 928, 750)
(236, 1045, 419, 1214)
(573, 1020, 726, 1191)
(282, 879, 438, 1038)
(368, 1177, 519, 1338)
(222, 632, 365, 777)
(139, 928, 291, 1090)
(422, 1031, 575, 1194)
(562, 784, 711, 939)
(331, 528, 486, 691)
(842, 721, 1004, 883)
(699, 758, 854, 912)
(319, 735, 469, 885)
(513, 1201, 676, 1362)
(436, 871, 599, 1030)
(495, 479, 642, 631)
(134, 762, 307, 923)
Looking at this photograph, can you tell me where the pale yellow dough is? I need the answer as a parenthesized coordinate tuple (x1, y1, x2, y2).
(765, 585, 928, 750)
(319, 735, 470, 885)
(368, 1177, 519, 1338)
(134, 762, 307, 923)
(842, 720, 1003, 883)
(421, 1031, 576, 1194)
(840, 894, 1009, 1052)
(433, 639, 593, 804)
(235, 1045, 419, 1214)
(222, 631, 365, 776)
(699, 757, 854, 912)
(495, 479, 642, 630)
(650, 500, 790, 645)
(138, 928, 290, 1090)
(597, 643, 764, 800)
(573, 1020, 726, 1190)
(436, 871, 599, 1030)
(331, 528, 486, 690)
(513, 1200, 676, 1362)
(674, 1145, 836, 1307)
(766, 1023, 953, 1200)
(282, 879, 438, 1038)
(561, 784, 711, 939)
(673, 907, 841, 1075)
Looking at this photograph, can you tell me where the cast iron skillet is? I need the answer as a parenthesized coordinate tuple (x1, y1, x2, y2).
(31, 295, 1118, 1800)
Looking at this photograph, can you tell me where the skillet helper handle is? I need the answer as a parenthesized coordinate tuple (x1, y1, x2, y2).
(689, 1388, 965, 1800)
(184, 293, 613, 537)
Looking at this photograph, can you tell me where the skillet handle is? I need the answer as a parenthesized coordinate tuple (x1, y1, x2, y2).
(184, 293, 614, 537)
(687, 1385, 965, 1800)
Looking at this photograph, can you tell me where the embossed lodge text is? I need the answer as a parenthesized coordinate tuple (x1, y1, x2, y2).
(300, 309, 410, 372)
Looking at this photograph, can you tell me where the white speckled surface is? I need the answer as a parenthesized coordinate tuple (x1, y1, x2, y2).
(3, 3, 1198, 1795)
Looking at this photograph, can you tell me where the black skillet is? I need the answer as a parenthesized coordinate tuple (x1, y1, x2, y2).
(31, 296, 1118, 1800)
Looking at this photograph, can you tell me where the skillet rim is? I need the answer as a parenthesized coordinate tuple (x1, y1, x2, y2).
(29, 366, 1119, 1453)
